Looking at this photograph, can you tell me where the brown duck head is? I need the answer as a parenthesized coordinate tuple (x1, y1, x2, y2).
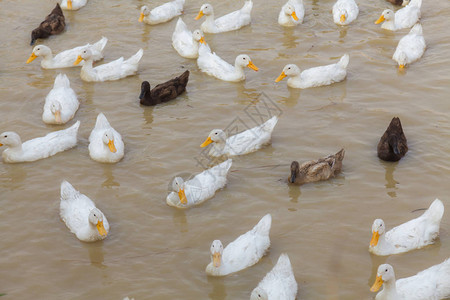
(289, 161, 300, 183)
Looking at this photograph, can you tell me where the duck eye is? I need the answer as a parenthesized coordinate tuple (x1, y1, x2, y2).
(385, 269, 388, 272)
(4, 135, 7, 138)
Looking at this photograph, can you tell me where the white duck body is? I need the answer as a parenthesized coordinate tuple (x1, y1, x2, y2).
(276, 54, 349, 89)
(27, 37, 107, 69)
(332, 0, 359, 25)
(278, 0, 305, 26)
(201, 116, 278, 157)
(60, 0, 88, 10)
(371, 261, 450, 300)
(206, 214, 271, 276)
(88, 113, 124, 163)
(196, 1, 253, 33)
(76, 48, 143, 82)
(166, 159, 232, 208)
(369, 199, 444, 256)
(60, 180, 110, 242)
(375, 0, 421, 31)
(42, 74, 80, 124)
(172, 18, 204, 58)
(392, 23, 426, 68)
(250, 253, 298, 300)
(139, 0, 184, 25)
(0, 121, 79, 163)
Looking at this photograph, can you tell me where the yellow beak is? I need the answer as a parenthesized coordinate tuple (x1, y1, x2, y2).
(275, 71, 287, 82)
(292, 11, 299, 21)
(370, 275, 384, 292)
(195, 10, 204, 20)
(74, 55, 83, 66)
(67, 0, 73, 9)
(370, 231, 380, 247)
(375, 15, 385, 24)
(54, 110, 62, 123)
(399, 64, 405, 69)
(199, 36, 206, 44)
(0, 143, 3, 147)
(178, 188, 187, 204)
(96, 220, 107, 236)
(247, 61, 259, 71)
(138, 12, 145, 22)
(340, 14, 346, 23)
(108, 140, 117, 153)
(200, 136, 213, 147)
(26, 52, 37, 64)
(213, 252, 221, 267)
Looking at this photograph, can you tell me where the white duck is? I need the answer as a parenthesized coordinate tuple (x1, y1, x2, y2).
(172, 18, 205, 59)
(250, 253, 298, 300)
(195, 1, 253, 33)
(88, 113, 124, 163)
(370, 260, 450, 300)
(26, 37, 107, 69)
(42, 74, 79, 125)
(166, 159, 232, 208)
(197, 43, 258, 82)
(375, 0, 421, 31)
(138, 0, 184, 25)
(392, 23, 426, 69)
(60, 0, 87, 10)
(74, 48, 143, 82)
(206, 214, 271, 276)
(275, 54, 349, 89)
(278, 0, 305, 26)
(200, 116, 278, 157)
(60, 180, 109, 242)
(369, 198, 444, 256)
(332, 0, 359, 25)
(0, 121, 79, 163)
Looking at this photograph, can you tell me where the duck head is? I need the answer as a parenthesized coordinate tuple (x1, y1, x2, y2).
(375, 9, 394, 24)
(89, 208, 107, 237)
(283, 4, 299, 21)
(200, 129, 227, 147)
(30, 28, 47, 46)
(74, 48, 93, 65)
(370, 219, 385, 246)
(289, 161, 300, 183)
(139, 6, 150, 22)
(102, 129, 117, 153)
(139, 81, 151, 100)
(396, 52, 407, 70)
(210, 240, 223, 268)
(193, 29, 205, 44)
(236, 54, 259, 71)
(339, 9, 348, 23)
(172, 177, 187, 204)
(195, 3, 213, 20)
(0, 132, 22, 148)
(49, 100, 63, 123)
(371, 264, 395, 292)
(27, 45, 52, 63)
(275, 64, 301, 82)
(250, 287, 268, 300)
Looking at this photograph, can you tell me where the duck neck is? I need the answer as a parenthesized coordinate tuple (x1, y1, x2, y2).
(374, 233, 395, 254)
(380, 278, 398, 299)
(382, 19, 396, 30)
(203, 14, 216, 30)
(209, 140, 226, 156)
(233, 63, 246, 78)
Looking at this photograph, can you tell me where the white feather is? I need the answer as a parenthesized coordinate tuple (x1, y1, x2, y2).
(42, 74, 79, 124)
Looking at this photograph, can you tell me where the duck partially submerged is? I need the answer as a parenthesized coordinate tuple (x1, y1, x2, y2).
(139, 70, 189, 106)
(377, 117, 408, 162)
(332, 0, 359, 25)
(30, 3, 65, 45)
(88, 113, 124, 163)
(393, 23, 426, 69)
(42, 74, 79, 124)
(289, 149, 345, 185)
(172, 18, 205, 59)
(195, 1, 253, 33)
(138, 0, 184, 25)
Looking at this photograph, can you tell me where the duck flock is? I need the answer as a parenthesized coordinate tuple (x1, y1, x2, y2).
(1, 0, 449, 299)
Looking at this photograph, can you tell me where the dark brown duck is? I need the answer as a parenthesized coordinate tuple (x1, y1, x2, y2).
(387, 0, 404, 5)
(139, 70, 189, 106)
(377, 117, 408, 162)
(30, 3, 65, 46)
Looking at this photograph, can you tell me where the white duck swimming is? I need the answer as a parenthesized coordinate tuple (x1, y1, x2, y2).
(74, 48, 143, 82)
(172, 18, 205, 59)
(60, 180, 109, 242)
(206, 214, 271, 276)
(278, 0, 305, 26)
(250, 253, 298, 300)
(60, 0, 88, 10)
(200, 116, 278, 157)
(138, 0, 184, 25)
(195, 1, 253, 33)
(370, 260, 450, 300)
(88, 113, 124, 163)
(392, 23, 426, 69)
(332, 0, 359, 25)
(369, 199, 444, 256)
(166, 159, 232, 208)
(275, 54, 349, 89)
(197, 43, 258, 82)
(0, 121, 79, 163)
(375, 0, 421, 31)
(26, 37, 107, 69)
(42, 74, 79, 125)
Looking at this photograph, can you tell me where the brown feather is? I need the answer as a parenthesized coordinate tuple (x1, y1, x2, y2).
(139, 70, 189, 106)
(30, 3, 65, 45)
(377, 117, 408, 162)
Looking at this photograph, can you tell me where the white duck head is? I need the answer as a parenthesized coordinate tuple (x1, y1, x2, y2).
(200, 129, 228, 148)
(74, 48, 93, 65)
(89, 208, 108, 237)
(370, 219, 386, 247)
(375, 9, 394, 25)
(275, 64, 301, 82)
(27, 45, 52, 63)
(283, 4, 300, 21)
(172, 177, 187, 204)
(210, 240, 224, 268)
(138, 6, 150, 22)
(49, 100, 63, 123)
(235, 54, 259, 71)
(371, 264, 396, 292)
(396, 52, 408, 69)
(195, 3, 214, 20)
(102, 129, 117, 153)
(0, 132, 22, 148)
(250, 287, 268, 300)
(193, 29, 206, 44)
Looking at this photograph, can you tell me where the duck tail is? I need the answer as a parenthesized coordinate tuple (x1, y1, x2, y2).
(179, 70, 190, 86)
(93, 36, 108, 53)
(410, 23, 423, 35)
(95, 113, 111, 129)
(174, 17, 187, 32)
(217, 159, 233, 175)
(338, 54, 350, 69)
(422, 199, 444, 223)
(262, 116, 279, 133)
(335, 148, 345, 162)
(254, 214, 272, 236)
(241, 0, 253, 14)
(66, 120, 81, 136)
(54, 73, 70, 88)
(60, 180, 79, 201)
(126, 49, 144, 65)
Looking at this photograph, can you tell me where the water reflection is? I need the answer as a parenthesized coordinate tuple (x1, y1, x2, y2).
(101, 165, 120, 188)
(288, 184, 301, 203)
(86, 242, 106, 269)
(1, 165, 27, 190)
(172, 209, 188, 233)
(383, 162, 398, 198)
(142, 106, 154, 125)
(338, 26, 348, 40)
(207, 276, 226, 300)
(281, 28, 299, 49)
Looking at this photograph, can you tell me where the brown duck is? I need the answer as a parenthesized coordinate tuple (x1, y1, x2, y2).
(387, 0, 404, 5)
(30, 3, 65, 46)
(289, 149, 345, 185)
(377, 117, 408, 162)
(139, 70, 189, 106)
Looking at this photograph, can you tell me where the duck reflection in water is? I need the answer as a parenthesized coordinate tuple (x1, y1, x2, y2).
(101, 165, 120, 188)
(207, 275, 226, 300)
(383, 162, 399, 198)
(86, 242, 106, 269)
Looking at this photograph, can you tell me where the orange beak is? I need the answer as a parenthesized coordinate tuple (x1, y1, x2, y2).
(195, 10, 204, 20)
(212, 252, 221, 267)
(399, 64, 405, 69)
(247, 61, 259, 71)
(292, 11, 299, 21)
(138, 13, 145, 22)
(178, 188, 187, 204)
(26, 52, 38, 64)
(370, 231, 380, 247)
(375, 15, 385, 24)
(108, 140, 117, 153)
(200, 136, 213, 147)
(275, 71, 287, 82)
(74, 55, 83, 66)
(340, 14, 346, 23)
(370, 275, 383, 292)
(0, 143, 3, 147)
(199, 36, 206, 44)
(96, 220, 107, 236)
(54, 110, 62, 123)
(67, 0, 73, 10)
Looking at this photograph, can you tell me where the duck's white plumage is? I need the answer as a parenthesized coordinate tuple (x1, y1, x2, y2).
(0, 121, 79, 163)
(60, 0, 88, 10)
(332, 0, 359, 25)
(278, 0, 305, 26)
(206, 214, 271, 276)
(195, 1, 252, 33)
(250, 253, 298, 300)
(60, 180, 109, 242)
(392, 23, 426, 68)
(369, 199, 444, 256)
(138, 0, 184, 25)
(42, 74, 79, 125)
(89, 113, 124, 163)
(172, 18, 204, 59)
(375, 0, 421, 31)
(166, 159, 232, 208)
(201, 116, 278, 157)
(276, 54, 349, 89)
(371, 260, 450, 300)
(26, 37, 107, 69)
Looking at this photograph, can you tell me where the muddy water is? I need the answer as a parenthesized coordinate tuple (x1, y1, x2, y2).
(1, 0, 450, 299)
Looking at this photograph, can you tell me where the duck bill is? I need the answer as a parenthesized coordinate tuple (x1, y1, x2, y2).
(247, 61, 259, 71)
(67, 0, 73, 9)
(199, 36, 206, 44)
(200, 136, 213, 147)
(195, 10, 204, 20)
(370, 275, 383, 292)
(275, 71, 287, 82)
(212, 252, 221, 267)
(375, 15, 385, 24)
(96, 220, 107, 236)
(399, 64, 405, 70)
(74, 55, 83, 66)
(54, 110, 62, 123)
(26, 52, 37, 64)
(108, 140, 117, 153)
(290, 172, 296, 183)
(0, 143, 3, 147)
(340, 14, 346, 23)
(370, 231, 380, 247)
(178, 189, 187, 204)
(138, 13, 145, 22)
(292, 11, 299, 21)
